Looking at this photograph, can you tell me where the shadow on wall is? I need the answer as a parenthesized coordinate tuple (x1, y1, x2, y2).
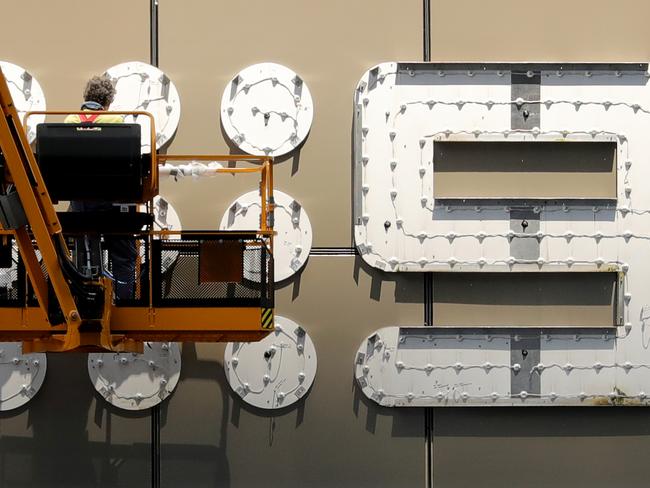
(352, 375, 424, 438)
(353, 255, 424, 304)
(159, 342, 230, 486)
(433, 406, 650, 437)
(0, 354, 150, 488)
(275, 255, 308, 301)
(158, 342, 311, 487)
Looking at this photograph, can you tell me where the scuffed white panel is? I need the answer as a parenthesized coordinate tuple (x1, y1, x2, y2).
(355, 327, 650, 406)
(356, 327, 511, 406)
(353, 64, 650, 406)
(221, 63, 313, 157)
(105, 61, 181, 150)
(0, 343, 46, 411)
(353, 63, 648, 274)
(224, 316, 317, 409)
(88, 342, 181, 411)
(0, 61, 46, 143)
(220, 190, 312, 282)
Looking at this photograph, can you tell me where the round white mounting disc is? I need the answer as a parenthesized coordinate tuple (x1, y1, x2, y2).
(104, 61, 181, 150)
(221, 62, 314, 157)
(150, 195, 181, 233)
(0, 61, 46, 144)
(140, 195, 182, 273)
(219, 190, 312, 282)
(0, 343, 46, 411)
(224, 316, 317, 410)
(88, 342, 181, 411)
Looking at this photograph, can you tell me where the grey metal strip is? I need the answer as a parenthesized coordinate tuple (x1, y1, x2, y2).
(423, 0, 431, 62)
(150, 0, 159, 67)
(396, 62, 648, 73)
(511, 72, 541, 130)
(510, 332, 541, 396)
(509, 209, 540, 260)
(353, 104, 364, 226)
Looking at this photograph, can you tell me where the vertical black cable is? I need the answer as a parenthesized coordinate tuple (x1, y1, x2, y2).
(150, 0, 159, 67)
(424, 273, 434, 488)
(151, 406, 161, 488)
(423, 2, 433, 484)
(423, 0, 431, 62)
(149, 2, 161, 486)
(424, 274, 433, 326)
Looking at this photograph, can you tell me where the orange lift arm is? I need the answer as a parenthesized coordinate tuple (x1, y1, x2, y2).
(0, 67, 275, 353)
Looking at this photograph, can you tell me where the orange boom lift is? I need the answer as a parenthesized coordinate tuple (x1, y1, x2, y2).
(0, 67, 274, 353)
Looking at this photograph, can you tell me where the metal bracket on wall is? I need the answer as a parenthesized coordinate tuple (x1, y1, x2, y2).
(511, 71, 541, 131)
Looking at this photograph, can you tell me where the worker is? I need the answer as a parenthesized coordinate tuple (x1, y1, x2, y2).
(65, 75, 137, 300)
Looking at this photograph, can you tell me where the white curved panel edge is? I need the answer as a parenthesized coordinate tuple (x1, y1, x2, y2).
(224, 316, 317, 409)
(105, 61, 181, 150)
(354, 62, 647, 273)
(88, 342, 181, 411)
(0, 343, 46, 411)
(0, 61, 46, 143)
(354, 326, 646, 407)
(221, 62, 314, 157)
(220, 190, 312, 282)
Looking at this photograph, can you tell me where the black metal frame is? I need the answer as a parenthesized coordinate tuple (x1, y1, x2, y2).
(151, 233, 273, 309)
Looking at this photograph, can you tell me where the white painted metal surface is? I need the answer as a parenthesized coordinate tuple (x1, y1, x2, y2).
(220, 190, 312, 282)
(224, 316, 317, 409)
(221, 62, 314, 157)
(355, 326, 629, 406)
(353, 63, 650, 406)
(0, 61, 46, 143)
(353, 63, 641, 274)
(105, 61, 181, 150)
(0, 343, 46, 411)
(88, 342, 181, 411)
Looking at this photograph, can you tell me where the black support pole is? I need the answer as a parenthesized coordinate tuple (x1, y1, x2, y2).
(150, 3, 161, 486)
(423, 0, 431, 62)
(150, 0, 159, 67)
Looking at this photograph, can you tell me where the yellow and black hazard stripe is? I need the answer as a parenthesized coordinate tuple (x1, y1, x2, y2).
(261, 308, 274, 329)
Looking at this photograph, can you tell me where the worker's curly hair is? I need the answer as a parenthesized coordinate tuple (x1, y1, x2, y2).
(83, 75, 116, 108)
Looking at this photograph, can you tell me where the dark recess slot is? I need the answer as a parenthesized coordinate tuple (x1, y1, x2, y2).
(433, 141, 617, 200)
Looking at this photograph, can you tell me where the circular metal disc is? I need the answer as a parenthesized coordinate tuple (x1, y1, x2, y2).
(104, 61, 181, 150)
(221, 62, 314, 157)
(88, 342, 181, 411)
(0, 343, 46, 411)
(0, 61, 46, 143)
(141, 196, 181, 273)
(220, 190, 312, 282)
(224, 316, 317, 410)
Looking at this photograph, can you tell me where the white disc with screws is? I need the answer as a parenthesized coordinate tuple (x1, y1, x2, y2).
(221, 62, 313, 157)
(0, 61, 46, 144)
(105, 61, 181, 150)
(224, 316, 317, 410)
(220, 190, 312, 282)
(140, 196, 181, 273)
(88, 342, 181, 411)
(151, 195, 181, 233)
(0, 343, 46, 411)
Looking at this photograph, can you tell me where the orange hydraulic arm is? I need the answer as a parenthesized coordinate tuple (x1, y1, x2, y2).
(0, 67, 83, 349)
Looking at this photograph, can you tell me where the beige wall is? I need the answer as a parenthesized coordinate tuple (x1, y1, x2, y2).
(159, 0, 421, 247)
(0, 0, 149, 110)
(430, 0, 650, 61)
